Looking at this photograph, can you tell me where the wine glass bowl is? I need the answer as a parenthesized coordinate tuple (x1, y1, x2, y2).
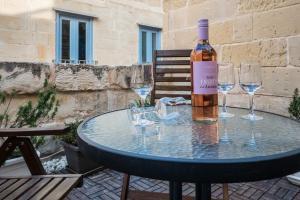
(133, 86, 152, 102)
(239, 63, 263, 121)
(218, 63, 235, 118)
(240, 83, 261, 95)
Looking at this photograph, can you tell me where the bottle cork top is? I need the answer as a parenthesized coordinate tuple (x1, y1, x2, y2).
(198, 19, 209, 27)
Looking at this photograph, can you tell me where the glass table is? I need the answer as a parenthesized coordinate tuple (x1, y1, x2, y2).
(77, 105, 300, 200)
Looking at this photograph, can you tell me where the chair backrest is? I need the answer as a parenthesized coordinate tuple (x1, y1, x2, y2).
(151, 49, 192, 105)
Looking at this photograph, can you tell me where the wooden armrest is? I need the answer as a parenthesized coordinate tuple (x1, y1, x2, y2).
(0, 126, 70, 137)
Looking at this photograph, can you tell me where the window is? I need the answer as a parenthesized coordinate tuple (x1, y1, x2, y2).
(138, 25, 161, 64)
(56, 12, 93, 64)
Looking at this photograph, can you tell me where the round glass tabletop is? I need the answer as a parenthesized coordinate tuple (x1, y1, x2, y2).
(78, 106, 300, 161)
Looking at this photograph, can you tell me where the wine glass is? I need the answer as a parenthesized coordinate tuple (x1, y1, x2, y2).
(218, 63, 235, 118)
(131, 65, 154, 126)
(239, 63, 263, 121)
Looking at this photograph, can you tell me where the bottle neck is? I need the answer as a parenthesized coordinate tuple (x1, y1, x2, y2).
(198, 26, 209, 42)
(198, 39, 209, 45)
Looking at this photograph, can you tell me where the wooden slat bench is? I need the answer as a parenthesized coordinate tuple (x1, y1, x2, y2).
(0, 127, 83, 200)
(0, 174, 82, 200)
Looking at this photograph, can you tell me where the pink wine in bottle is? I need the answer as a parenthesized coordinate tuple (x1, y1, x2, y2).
(190, 19, 218, 122)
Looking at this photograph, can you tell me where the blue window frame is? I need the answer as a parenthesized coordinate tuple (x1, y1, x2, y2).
(138, 25, 161, 64)
(56, 12, 93, 64)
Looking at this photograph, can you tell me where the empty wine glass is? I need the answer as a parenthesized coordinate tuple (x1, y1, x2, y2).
(239, 63, 263, 121)
(131, 65, 154, 126)
(218, 63, 235, 118)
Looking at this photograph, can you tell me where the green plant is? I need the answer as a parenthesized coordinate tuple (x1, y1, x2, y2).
(289, 88, 300, 120)
(0, 76, 59, 148)
(134, 97, 151, 107)
(55, 120, 82, 146)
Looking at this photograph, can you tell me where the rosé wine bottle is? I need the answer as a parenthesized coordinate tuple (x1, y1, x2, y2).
(190, 19, 218, 122)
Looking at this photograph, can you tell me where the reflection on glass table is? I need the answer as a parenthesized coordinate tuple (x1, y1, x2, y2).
(219, 118, 232, 144)
(80, 105, 300, 160)
(243, 121, 259, 152)
(78, 105, 300, 200)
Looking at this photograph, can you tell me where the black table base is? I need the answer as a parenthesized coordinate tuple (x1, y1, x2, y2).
(195, 183, 211, 200)
(169, 182, 211, 200)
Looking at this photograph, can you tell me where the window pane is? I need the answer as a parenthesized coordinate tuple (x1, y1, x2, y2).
(142, 31, 147, 63)
(152, 32, 156, 51)
(78, 22, 86, 62)
(61, 19, 70, 61)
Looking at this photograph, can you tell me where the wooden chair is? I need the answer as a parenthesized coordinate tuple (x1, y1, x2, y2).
(0, 127, 82, 200)
(121, 49, 229, 200)
(151, 49, 192, 105)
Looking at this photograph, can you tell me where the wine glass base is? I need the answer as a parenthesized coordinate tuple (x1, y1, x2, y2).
(241, 114, 263, 121)
(220, 112, 235, 118)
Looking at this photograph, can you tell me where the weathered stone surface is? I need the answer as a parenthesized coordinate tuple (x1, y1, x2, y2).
(0, 15, 27, 31)
(163, 0, 187, 11)
(259, 39, 287, 66)
(210, 20, 234, 45)
(55, 64, 149, 91)
(233, 14, 252, 43)
(288, 37, 300, 67)
(56, 91, 109, 121)
(253, 4, 300, 39)
(185, 0, 236, 27)
(261, 66, 300, 97)
(0, 62, 50, 94)
(274, 0, 300, 8)
(188, 0, 208, 6)
(0, 30, 33, 45)
(222, 39, 287, 67)
(107, 90, 137, 111)
(238, 0, 300, 13)
(224, 93, 291, 117)
(173, 28, 197, 49)
(237, 0, 275, 13)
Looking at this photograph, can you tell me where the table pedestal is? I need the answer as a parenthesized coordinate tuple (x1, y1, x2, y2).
(195, 183, 211, 200)
(169, 182, 211, 200)
(169, 182, 182, 200)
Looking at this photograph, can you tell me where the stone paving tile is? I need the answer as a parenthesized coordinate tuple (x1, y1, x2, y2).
(66, 169, 300, 200)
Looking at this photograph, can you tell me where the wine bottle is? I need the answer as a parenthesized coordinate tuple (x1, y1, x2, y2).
(190, 19, 218, 122)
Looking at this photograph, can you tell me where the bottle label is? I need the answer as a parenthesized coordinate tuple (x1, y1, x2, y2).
(193, 61, 218, 94)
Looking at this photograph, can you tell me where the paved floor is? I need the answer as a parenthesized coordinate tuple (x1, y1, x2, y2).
(65, 169, 300, 200)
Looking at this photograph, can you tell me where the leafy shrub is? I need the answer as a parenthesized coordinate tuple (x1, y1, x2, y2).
(134, 97, 151, 107)
(289, 88, 300, 120)
(55, 120, 82, 146)
(0, 76, 59, 148)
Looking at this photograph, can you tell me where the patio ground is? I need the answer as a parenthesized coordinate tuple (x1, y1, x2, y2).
(65, 169, 300, 200)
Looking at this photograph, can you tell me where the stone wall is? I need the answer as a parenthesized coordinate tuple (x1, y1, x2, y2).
(0, 62, 148, 123)
(163, 0, 300, 116)
(0, 0, 163, 65)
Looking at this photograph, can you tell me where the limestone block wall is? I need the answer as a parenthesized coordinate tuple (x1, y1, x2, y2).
(0, 62, 148, 123)
(163, 0, 300, 116)
(0, 0, 163, 65)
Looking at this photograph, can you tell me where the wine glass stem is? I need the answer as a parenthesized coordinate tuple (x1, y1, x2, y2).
(222, 93, 227, 113)
(249, 94, 254, 116)
(141, 98, 146, 120)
